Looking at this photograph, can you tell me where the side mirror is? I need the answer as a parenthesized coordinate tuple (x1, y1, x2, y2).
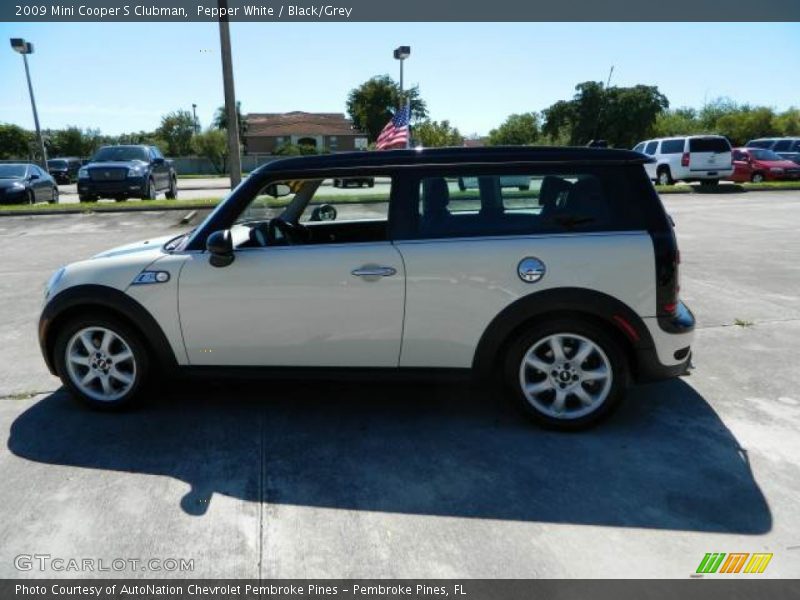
(29, 173, 40, 180)
(264, 183, 292, 197)
(152, 157, 165, 165)
(310, 203, 337, 222)
(207, 230, 235, 268)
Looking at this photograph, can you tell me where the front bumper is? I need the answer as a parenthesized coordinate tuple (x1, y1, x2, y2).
(0, 188, 29, 204)
(78, 176, 147, 197)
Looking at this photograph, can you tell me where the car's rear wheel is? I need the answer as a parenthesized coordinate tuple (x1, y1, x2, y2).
(504, 319, 627, 430)
(54, 316, 150, 410)
(50, 187, 59, 204)
(657, 167, 674, 186)
(751, 172, 765, 183)
(165, 176, 178, 199)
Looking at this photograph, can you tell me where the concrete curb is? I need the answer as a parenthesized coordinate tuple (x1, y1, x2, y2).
(0, 204, 216, 218)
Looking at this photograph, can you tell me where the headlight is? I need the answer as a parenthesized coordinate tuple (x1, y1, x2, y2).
(78, 168, 89, 179)
(127, 166, 146, 177)
(44, 267, 66, 299)
(10, 181, 25, 190)
(770, 167, 784, 173)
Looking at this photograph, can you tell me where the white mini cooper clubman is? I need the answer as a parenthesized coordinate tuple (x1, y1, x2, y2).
(39, 147, 695, 429)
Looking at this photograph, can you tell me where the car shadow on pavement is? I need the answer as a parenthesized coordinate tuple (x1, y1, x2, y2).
(7, 377, 770, 533)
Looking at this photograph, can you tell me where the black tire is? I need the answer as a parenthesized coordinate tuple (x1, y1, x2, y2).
(50, 187, 59, 204)
(751, 172, 765, 183)
(333, 179, 340, 188)
(165, 176, 178, 199)
(114, 196, 127, 202)
(26, 190, 35, 205)
(457, 178, 467, 191)
(503, 318, 628, 430)
(367, 179, 375, 188)
(656, 166, 674, 186)
(519, 184, 530, 191)
(700, 179, 719, 186)
(141, 177, 157, 200)
(53, 314, 150, 411)
(78, 194, 93, 203)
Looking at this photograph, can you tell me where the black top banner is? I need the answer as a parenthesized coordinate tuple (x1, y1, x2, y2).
(3, 0, 800, 22)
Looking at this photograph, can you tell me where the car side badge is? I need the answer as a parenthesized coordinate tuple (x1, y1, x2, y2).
(132, 271, 170, 285)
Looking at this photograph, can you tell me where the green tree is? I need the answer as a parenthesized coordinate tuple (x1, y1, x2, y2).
(156, 110, 195, 156)
(346, 75, 428, 142)
(653, 108, 704, 137)
(716, 107, 778, 146)
(212, 101, 247, 140)
(414, 120, 463, 147)
(775, 108, 800, 136)
(191, 128, 229, 173)
(487, 113, 540, 146)
(542, 81, 669, 148)
(47, 126, 102, 157)
(0, 123, 33, 159)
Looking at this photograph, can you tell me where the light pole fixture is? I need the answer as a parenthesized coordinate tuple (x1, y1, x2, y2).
(10, 38, 48, 171)
(192, 103, 198, 134)
(393, 46, 411, 148)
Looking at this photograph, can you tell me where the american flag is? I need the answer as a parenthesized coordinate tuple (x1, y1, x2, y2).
(375, 104, 411, 150)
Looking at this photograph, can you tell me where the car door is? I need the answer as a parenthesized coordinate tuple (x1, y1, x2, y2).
(30, 165, 50, 201)
(392, 169, 657, 369)
(177, 177, 405, 367)
(149, 147, 168, 190)
(732, 149, 750, 181)
(642, 141, 659, 179)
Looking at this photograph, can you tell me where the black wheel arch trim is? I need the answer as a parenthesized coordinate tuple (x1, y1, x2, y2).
(39, 284, 177, 375)
(471, 287, 657, 378)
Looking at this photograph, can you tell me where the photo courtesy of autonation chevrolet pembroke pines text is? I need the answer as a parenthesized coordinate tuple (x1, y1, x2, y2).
(0, 1, 799, 598)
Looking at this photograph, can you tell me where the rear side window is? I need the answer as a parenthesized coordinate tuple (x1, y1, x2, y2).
(633, 143, 645, 153)
(644, 141, 659, 155)
(661, 139, 685, 154)
(773, 140, 792, 151)
(689, 137, 731, 153)
(746, 140, 773, 149)
(403, 169, 646, 240)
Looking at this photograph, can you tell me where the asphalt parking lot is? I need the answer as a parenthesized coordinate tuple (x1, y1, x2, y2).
(0, 191, 799, 578)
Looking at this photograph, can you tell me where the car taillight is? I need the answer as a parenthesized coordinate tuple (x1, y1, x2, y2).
(681, 152, 690, 167)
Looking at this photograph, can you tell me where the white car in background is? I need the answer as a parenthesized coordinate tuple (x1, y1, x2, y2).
(633, 135, 733, 185)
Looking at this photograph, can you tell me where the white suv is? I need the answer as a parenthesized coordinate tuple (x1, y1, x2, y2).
(633, 135, 733, 185)
(39, 147, 695, 429)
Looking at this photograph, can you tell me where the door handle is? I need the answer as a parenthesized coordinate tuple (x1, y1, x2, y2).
(351, 266, 397, 278)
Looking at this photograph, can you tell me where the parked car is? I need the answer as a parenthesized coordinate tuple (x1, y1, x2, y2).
(332, 177, 374, 188)
(745, 137, 800, 165)
(77, 145, 177, 202)
(633, 135, 733, 185)
(730, 147, 800, 183)
(0, 163, 58, 204)
(47, 157, 82, 184)
(39, 146, 694, 430)
(457, 175, 531, 191)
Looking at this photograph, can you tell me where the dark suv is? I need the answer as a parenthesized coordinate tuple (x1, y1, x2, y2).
(77, 145, 177, 202)
(47, 157, 82, 184)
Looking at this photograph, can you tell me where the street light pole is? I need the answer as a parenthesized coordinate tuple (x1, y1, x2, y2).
(192, 103, 198, 135)
(10, 38, 48, 172)
(217, 0, 242, 188)
(393, 46, 411, 148)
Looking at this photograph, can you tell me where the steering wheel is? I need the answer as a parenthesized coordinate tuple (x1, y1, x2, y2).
(268, 217, 297, 245)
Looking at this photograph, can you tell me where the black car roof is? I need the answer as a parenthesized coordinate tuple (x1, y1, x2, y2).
(256, 146, 653, 174)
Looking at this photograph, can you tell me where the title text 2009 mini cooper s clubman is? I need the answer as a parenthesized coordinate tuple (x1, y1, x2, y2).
(39, 147, 695, 429)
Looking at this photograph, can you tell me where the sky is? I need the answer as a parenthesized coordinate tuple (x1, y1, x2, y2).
(1, 22, 799, 137)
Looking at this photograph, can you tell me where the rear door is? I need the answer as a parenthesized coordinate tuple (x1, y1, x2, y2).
(391, 167, 656, 369)
(642, 141, 659, 179)
(731, 149, 751, 181)
(688, 137, 732, 172)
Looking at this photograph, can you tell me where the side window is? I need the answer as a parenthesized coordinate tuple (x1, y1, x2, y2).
(661, 139, 685, 154)
(733, 150, 747, 161)
(773, 140, 791, 152)
(633, 143, 645, 153)
(644, 141, 659, 155)
(233, 176, 391, 246)
(409, 171, 638, 240)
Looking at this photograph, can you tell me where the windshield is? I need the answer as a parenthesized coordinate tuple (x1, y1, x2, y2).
(48, 160, 68, 168)
(91, 146, 149, 162)
(749, 149, 784, 161)
(0, 164, 27, 179)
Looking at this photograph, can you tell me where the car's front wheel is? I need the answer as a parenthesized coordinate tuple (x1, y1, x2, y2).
(50, 187, 59, 204)
(165, 176, 178, 199)
(504, 319, 627, 430)
(751, 172, 765, 183)
(142, 177, 157, 200)
(54, 316, 150, 410)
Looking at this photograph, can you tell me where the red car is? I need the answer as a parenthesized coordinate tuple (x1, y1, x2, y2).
(730, 147, 800, 183)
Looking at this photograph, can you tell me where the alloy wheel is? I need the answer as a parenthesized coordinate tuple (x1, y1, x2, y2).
(518, 333, 613, 420)
(65, 326, 137, 402)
